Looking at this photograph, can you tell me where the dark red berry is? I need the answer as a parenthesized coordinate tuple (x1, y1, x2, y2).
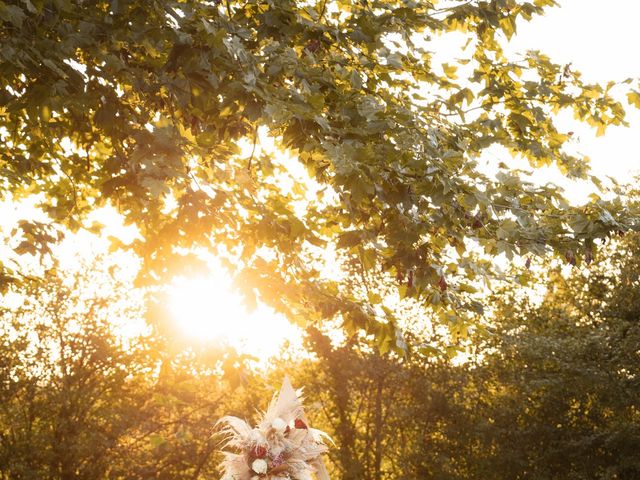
(252, 445, 267, 458)
(565, 250, 576, 266)
(585, 249, 593, 265)
(305, 39, 321, 53)
(438, 276, 447, 292)
(472, 213, 483, 229)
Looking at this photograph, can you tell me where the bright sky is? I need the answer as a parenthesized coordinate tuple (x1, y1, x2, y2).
(504, 0, 640, 201)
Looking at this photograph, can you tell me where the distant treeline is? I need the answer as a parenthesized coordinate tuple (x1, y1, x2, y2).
(2, 236, 640, 480)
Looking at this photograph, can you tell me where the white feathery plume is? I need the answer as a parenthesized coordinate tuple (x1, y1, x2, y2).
(217, 377, 331, 480)
(261, 377, 304, 426)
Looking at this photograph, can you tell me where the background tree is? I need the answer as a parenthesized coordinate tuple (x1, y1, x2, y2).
(281, 234, 640, 479)
(0, 258, 151, 479)
(2, 0, 639, 345)
(2, 235, 640, 479)
(294, 328, 465, 480)
(0, 257, 255, 480)
(456, 234, 640, 479)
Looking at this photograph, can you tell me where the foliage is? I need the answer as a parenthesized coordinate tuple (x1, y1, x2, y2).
(295, 329, 457, 480)
(0, 257, 251, 480)
(285, 235, 640, 479)
(2, 236, 640, 479)
(0, 258, 150, 479)
(461, 235, 640, 479)
(2, 0, 640, 344)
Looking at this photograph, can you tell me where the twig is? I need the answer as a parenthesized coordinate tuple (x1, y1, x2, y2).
(54, 158, 79, 219)
(247, 125, 259, 173)
(318, 0, 328, 21)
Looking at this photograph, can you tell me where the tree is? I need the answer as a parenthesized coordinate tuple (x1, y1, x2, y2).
(2, 0, 639, 346)
(0, 258, 152, 479)
(296, 328, 468, 480)
(447, 234, 640, 479)
(288, 234, 640, 479)
(0, 254, 259, 480)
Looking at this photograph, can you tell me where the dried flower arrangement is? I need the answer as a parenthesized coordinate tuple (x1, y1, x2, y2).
(217, 377, 331, 480)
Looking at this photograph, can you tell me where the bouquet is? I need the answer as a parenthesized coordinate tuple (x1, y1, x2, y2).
(217, 377, 331, 480)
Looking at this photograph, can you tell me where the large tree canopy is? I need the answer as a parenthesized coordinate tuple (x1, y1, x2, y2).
(1, 0, 639, 350)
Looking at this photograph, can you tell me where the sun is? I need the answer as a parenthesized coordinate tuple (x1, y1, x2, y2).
(167, 268, 301, 360)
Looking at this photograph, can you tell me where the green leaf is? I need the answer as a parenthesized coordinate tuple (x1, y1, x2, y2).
(0, 3, 26, 27)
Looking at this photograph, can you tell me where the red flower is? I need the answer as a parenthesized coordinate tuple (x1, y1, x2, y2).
(252, 445, 267, 458)
(294, 419, 308, 430)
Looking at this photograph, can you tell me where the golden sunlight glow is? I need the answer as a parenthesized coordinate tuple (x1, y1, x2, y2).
(167, 269, 302, 360)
